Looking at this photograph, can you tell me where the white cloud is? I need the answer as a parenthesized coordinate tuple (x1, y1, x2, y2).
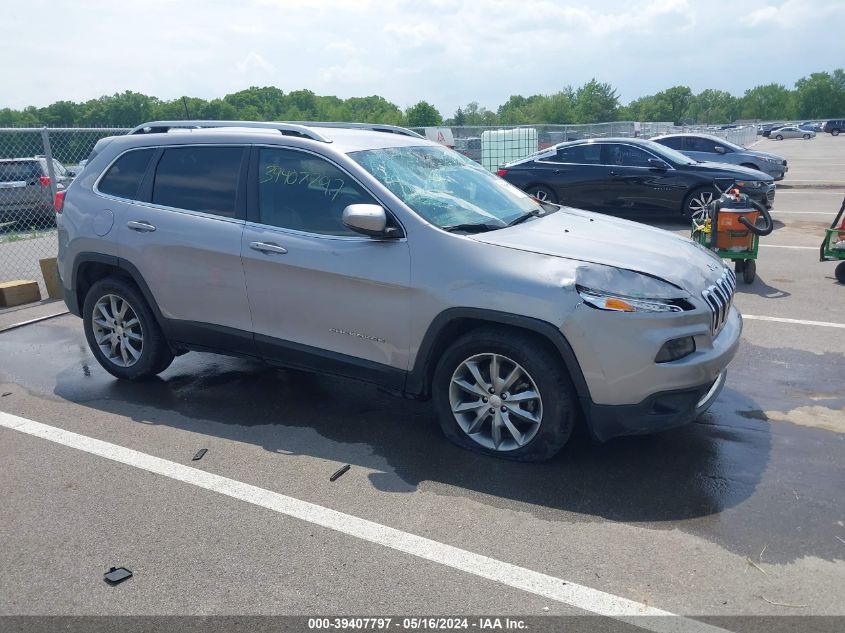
(236, 52, 275, 74)
(0, 0, 837, 117)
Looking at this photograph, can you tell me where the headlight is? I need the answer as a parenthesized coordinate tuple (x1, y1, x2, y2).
(575, 265, 691, 313)
(735, 180, 763, 189)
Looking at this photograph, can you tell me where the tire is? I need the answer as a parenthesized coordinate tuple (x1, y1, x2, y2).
(775, 135, 784, 141)
(803, 134, 811, 140)
(432, 327, 576, 462)
(525, 185, 558, 204)
(836, 261, 845, 284)
(734, 260, 745, 275)
(743, 260, 756, 284)
(832, 129, 840, 136)
(83, 277, 174, 380)
(683, 186, 719, 219)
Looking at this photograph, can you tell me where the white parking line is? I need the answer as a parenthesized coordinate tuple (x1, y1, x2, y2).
(760, 244, 817, 250)
(775, 190, 844, 193)
(744, 315, 845, 329)
(0, 412, 728, 633)
(773, 210, 837, 214)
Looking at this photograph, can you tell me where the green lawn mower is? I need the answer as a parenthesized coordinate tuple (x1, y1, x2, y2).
(820, 193, 845, 284)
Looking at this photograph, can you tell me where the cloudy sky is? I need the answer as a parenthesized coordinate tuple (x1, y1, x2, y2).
(3, 0, 840, 114)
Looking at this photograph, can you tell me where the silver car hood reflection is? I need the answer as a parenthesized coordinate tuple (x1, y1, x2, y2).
(469, 206, 726, 293)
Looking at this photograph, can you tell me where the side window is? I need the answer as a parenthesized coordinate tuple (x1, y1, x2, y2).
(98, 149, 155, 199)
(657, 137, 683, 150)
(152, 146, 244, 217)
(257, 148, 376, 236)
(603, 144, 654, 167)
(687, 137, 717, 153)
(555, 144, 602, 164)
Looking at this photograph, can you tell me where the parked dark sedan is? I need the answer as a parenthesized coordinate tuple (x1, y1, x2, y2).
(497, 138, 775, 218)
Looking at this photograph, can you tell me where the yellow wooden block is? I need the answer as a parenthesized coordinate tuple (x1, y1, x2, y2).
(0, 280, 41, 307)
(39, 258, 62, 299)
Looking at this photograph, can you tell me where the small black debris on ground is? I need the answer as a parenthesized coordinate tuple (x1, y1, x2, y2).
(330, 464, 351, 482)
(192, 448, 208, 461)
(103, 567, 132, 585)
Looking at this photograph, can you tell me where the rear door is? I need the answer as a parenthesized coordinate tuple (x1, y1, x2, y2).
(116, 144, 255, 352)
(240, 146, 411, 384)
(535, 143, 606, 210)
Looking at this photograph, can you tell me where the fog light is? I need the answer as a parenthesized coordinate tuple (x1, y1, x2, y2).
(655, 336, 696, 363)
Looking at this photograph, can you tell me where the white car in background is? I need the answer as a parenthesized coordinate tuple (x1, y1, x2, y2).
(769, 126, 816, 140)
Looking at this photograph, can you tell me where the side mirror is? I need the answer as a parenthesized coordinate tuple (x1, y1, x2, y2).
(342, 204, 399, 238)
(648, 158, 670, 170)
(714, 145, 726, 154)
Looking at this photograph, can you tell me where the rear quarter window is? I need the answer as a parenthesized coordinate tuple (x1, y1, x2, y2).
(97, 149, 155, 199)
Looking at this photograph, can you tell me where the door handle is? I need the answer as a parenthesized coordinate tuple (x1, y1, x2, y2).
(249, 241, 288, 255)
(608, 170, 620, 177)
(127, 220, 156, 232)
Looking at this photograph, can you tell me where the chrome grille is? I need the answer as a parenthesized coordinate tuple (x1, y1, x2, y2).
(701, 268, 736, 336)
(766, 188, 775, 203)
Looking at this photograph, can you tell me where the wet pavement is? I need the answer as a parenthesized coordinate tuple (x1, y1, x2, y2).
(1, 179, 844, 622)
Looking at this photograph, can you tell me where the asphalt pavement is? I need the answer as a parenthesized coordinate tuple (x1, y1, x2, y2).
(0, 135, 843, 633)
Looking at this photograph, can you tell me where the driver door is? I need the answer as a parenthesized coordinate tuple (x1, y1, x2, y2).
(240, 146, 412, 386)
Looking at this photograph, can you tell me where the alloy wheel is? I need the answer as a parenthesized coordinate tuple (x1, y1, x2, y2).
(688, 190, 715, 216)
(448, 353, 543, 452)
(92, 294, 144, 367)
(529, 188, 550, 202)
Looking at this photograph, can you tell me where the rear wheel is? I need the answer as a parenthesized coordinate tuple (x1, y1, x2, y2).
(83, 277, 173, 380)
(683, 186, 718, 219)
(835, 261, 845, 284)
(775, 134, 784, 141)
(743, 260, 756, 284)
(525, 185, 557, 204)
(432, 328, 575, 461)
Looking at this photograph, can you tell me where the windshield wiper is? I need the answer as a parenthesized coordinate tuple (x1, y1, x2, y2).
(507, 209, 543, 227)
(443, 222, 504, 233)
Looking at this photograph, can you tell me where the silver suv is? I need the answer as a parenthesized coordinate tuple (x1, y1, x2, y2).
(57, 120, 741, 461)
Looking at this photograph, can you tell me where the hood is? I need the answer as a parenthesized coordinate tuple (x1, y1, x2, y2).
(684, 160, 773, 180)
(747, 149, 786, 162)
(470, 207, 726, 294)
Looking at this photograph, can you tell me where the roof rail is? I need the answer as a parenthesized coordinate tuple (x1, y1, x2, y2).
(286, 121, 425, 139)
(128, 120, 333, 143)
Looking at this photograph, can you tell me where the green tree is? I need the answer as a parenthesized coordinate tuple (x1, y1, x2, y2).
(405, 101, 442, 127)
(687, 89, 739, 124)
(739, 84, 795, 120)
(574, 79, 619, 123)
(793, 70, 845, 118)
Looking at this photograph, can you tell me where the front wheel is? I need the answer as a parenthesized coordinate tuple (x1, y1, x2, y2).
(83, 277, 174, 380)
(835, 261, 845, 284)
(775, 135, 784, 140)
(803, 134, 811, 139)
(525, 185, 558, 204)
(832, 129, 841, 136)
(683, 186, 718, 219)
(432, 328, 576, 461)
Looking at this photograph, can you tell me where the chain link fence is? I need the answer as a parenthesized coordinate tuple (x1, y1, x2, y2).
(412, 121, 758, 171)
(0, 127, 127, 298)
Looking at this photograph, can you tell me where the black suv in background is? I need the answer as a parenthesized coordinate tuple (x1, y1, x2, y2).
(0, 157, 71, 229)
(498, 138, 775, 218)
(822, 120, 844, 136)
